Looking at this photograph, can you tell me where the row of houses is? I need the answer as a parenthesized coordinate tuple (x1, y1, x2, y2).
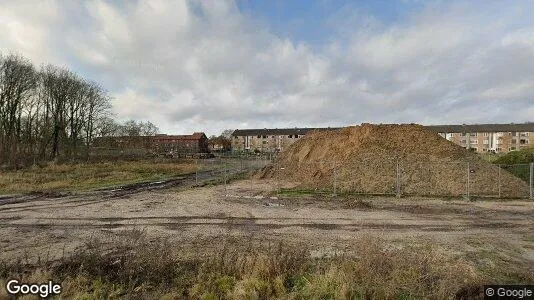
(92, 123, 534, 156)
(231, 123, 534, 154)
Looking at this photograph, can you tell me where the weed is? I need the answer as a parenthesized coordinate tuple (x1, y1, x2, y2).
(0, 233, 488, 299)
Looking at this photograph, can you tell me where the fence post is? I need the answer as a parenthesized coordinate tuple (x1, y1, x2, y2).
(224, 158, 228, 197)
(466, 162, 470, 201)
(497, 165, 501, 199)
(279, 166, 285, 196)
(530, 162, 533, 200)
(395, 161, 401, 198)
(333, 166, 337, 197)
(195, 159, 198, 185)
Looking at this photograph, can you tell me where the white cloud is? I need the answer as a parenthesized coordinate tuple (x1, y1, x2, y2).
(1, 0, 534, 136)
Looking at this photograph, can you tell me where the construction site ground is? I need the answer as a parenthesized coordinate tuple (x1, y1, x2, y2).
(1, 178, 533, 276)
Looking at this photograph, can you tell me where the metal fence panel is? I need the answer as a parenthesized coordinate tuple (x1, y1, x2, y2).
(264, 159, 534, 200)
(194, 155, 533, 200)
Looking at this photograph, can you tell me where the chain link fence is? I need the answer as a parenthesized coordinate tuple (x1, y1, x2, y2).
(191, 155, 273, 192)
(269, 160, 534, 200)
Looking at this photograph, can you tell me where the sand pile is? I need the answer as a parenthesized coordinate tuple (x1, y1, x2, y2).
(259, 124, 529, 198)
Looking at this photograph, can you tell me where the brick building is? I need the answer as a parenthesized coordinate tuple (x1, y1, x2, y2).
(153, 133, 209, 154)
(93, 132, 210, 154)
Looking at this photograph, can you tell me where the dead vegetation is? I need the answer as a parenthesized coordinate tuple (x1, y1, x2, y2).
(0, 231, 488, 299)
(0, 159, 196, 194)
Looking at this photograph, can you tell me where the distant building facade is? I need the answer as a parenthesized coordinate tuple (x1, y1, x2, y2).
(93, 132, 210, 154)
(231, 128, 337, 152)
(425, 123, 534, 154)
(92, 136, 153, 149)
(232, 123, 534, 154)
(153, 133, 209, 154)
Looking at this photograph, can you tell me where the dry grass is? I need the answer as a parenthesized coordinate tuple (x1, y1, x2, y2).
(0, 232, 490, 299)
(0, 160, 197, 194)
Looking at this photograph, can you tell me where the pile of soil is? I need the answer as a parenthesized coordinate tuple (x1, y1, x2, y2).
(259, 124, 529, 198)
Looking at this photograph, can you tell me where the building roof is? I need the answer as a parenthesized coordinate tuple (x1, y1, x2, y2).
(425, 123, 534, 133)
(232, 127, 339, 136)
(232, 123, 534, 136)
(154, 132, 207, 141)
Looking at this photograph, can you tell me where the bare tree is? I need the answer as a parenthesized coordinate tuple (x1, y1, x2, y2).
(0, 54, 38, 166)
(0, 53, 113, 167)
(221, 129, 234, 139)
(140, 121, 159, 136)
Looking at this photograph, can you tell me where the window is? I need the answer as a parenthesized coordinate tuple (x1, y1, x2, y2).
(234, 136, 238, 139)
(511, 139, 516, 144)
(288, 135, 292, 138)
(257, 135, 261, 138)
(509, 147, 516, 151)
(471, 147, 478, 152)
(496, 147, 502, 152)
(469, 133, 477, 137)
(483, 140, 489, 145)
(262, 141, 267, 144)
(483, 133, 489, 137)
(520, 132, 529, 137)
(461, 133, 467, 136)
(497, 132, 503, 137)
(295, 135, 299, 138)
(520, 139, 529, 144)
(511, 132, 517, 136)
(262, 135, 267, 138)
(470, 140, 478, 144)
(461, 140, 466, 144)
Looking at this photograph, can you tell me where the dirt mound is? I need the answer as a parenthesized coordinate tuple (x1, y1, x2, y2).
(259, 124, 529, 198)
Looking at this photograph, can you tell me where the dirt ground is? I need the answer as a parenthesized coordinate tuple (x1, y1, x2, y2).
(1, 178, 533, 275)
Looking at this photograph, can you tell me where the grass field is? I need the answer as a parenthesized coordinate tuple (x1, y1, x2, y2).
(0, 160, 197, 194)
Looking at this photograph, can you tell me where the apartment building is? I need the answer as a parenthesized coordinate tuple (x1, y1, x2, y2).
(426, 123, 534, 153)
(231, 128, 336, 152)
(232, 123, 534, 154)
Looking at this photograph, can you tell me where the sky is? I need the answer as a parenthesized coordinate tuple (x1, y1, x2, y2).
(1, 0, 534, 136)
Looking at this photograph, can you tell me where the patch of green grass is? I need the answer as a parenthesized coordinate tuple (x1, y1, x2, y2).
(277, 189, 316, 197)
(277, 188, 335, 197)
(479, 153, 503, 163)
(0, 160, 197, 194)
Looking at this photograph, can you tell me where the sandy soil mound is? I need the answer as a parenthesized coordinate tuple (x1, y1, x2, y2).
(259, 124, 529, 198)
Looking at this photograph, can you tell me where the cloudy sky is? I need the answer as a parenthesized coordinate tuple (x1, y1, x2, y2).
(1, 0, 534, 136)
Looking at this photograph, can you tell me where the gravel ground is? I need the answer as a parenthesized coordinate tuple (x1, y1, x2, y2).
(1, 178, 533, 274)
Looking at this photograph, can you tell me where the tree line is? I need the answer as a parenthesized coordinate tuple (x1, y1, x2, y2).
(0, 53, 158, 168)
